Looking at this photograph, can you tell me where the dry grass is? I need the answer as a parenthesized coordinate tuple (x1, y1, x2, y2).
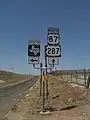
(11, 75, 88, 119)
(0, 70, 33, 85)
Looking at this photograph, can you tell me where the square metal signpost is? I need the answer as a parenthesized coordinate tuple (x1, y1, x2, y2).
(28, 39, 48, 111)
(28, 39, 43, 97)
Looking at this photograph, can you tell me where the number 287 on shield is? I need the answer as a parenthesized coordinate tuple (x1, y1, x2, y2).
(45, 45, 61, 57)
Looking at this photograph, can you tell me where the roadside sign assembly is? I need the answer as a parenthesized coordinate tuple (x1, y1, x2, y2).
(28, 27, 61, 112)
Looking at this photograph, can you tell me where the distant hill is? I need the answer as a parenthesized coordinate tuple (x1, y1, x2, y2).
(0, 70, 33, 85)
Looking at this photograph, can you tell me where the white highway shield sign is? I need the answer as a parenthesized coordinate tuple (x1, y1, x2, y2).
(48, 57, 59, 65)
(28, 56, 39, 64)
(45, 45, 61, 57)
(48, 34, 60, 45)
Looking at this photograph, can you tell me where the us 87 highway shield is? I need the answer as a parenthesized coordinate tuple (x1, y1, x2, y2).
(45, 45, 61, 57)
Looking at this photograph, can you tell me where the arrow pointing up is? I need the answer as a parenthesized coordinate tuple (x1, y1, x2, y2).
(52, 59, 55, 67)
(52, 59, 55, 63)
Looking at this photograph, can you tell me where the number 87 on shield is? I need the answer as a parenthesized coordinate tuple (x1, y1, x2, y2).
(48, 34, 60, 45)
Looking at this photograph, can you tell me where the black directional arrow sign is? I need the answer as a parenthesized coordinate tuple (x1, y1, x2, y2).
(31, 59, 38, 62)
(52, 59, 55, 67)
(28, 56, 39, 64)
(52, 59, 55, 63)
(48, 57, 59, 65)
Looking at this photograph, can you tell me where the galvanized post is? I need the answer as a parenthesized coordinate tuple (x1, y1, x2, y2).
(63, 73, 64, 80)
(45, 46, 49, 100)
(71, 72, 72, 82)
(84, 68, 86, 85)
(40, 63, 43, 96)
(67, 72, 68, 82)
(42, 69, 45, 111)
(76, 70, 77, 83)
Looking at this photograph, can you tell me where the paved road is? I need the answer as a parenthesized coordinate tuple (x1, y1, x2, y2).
(0, 77, 39, 119)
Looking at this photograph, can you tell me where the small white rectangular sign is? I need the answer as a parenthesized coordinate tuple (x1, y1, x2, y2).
(28, 56, 39, 64)
(48, 57, 59, 65)
(28, 39, 40, 45)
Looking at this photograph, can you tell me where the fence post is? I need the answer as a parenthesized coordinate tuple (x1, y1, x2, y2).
(76, 70, 77, 83)
(67, 72, 68, 82)
(62, 73, 63, 79)
(63, 73, 65, 80)
(84, 68, 86, 85)
(71, 72, 72, 82)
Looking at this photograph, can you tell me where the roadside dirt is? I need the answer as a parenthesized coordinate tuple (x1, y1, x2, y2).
(6, 75, 90, 120)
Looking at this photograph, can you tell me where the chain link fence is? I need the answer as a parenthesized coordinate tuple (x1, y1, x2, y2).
(52, 68, 90, 87)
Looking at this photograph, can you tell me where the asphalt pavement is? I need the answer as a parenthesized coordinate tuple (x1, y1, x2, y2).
(0, 76, 39, 119)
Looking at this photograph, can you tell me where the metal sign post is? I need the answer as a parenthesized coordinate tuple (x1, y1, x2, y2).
(42, 69, 45, 110)
(28, 39, 42, 96)
(40, 63, 43, 96)
(45, 46, 49, 100)
(33, 64, 54, 111)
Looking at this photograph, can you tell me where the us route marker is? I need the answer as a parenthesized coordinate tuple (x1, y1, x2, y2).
(45, 27, 61, 65)
(44, 27, 61, 101)
(45, 45, 61, 57)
